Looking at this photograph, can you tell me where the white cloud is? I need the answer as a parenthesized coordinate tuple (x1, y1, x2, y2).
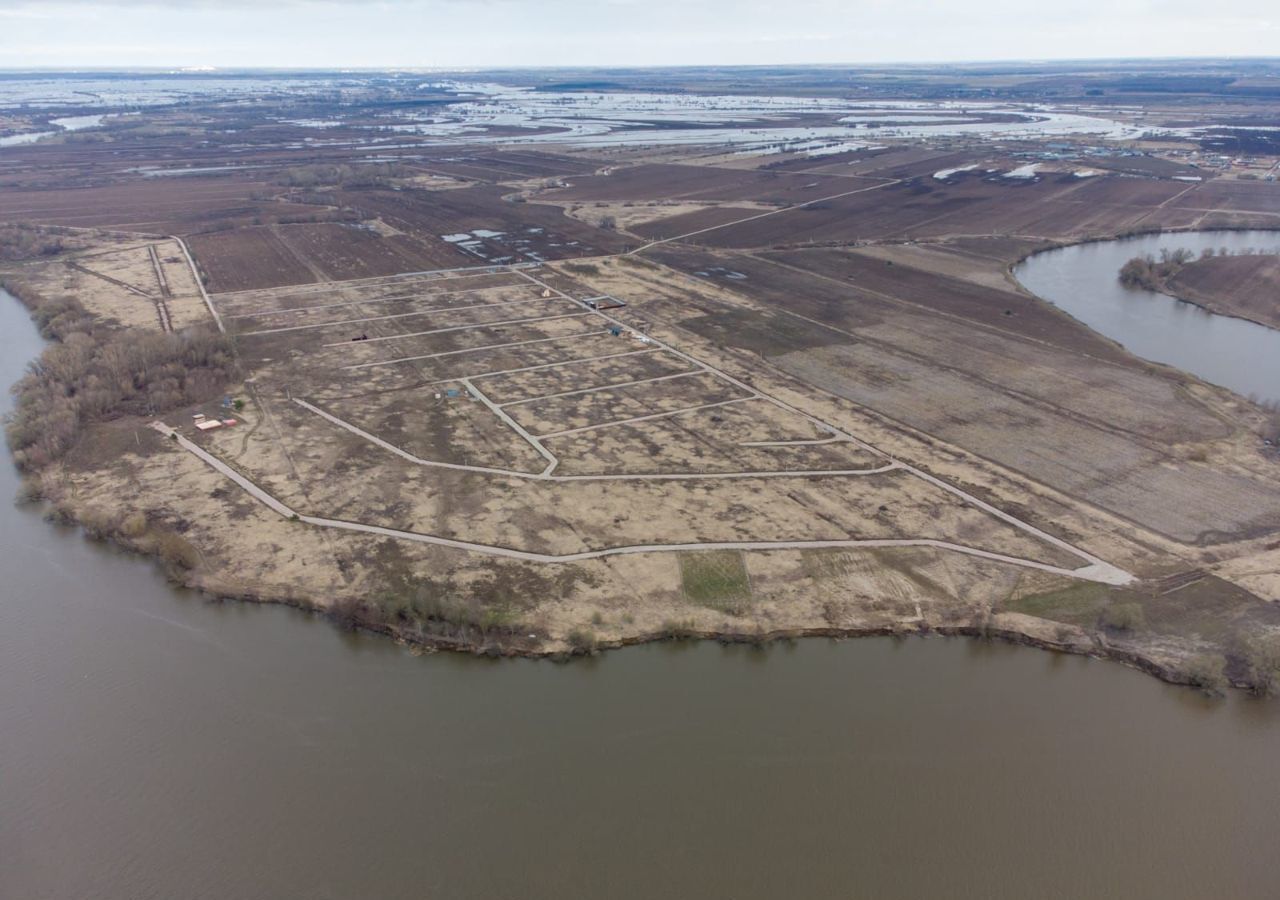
(0, 0, 1275, 67)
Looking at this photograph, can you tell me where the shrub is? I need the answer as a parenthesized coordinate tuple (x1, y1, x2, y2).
(152, 531, 200, 571)
(15, 476, 44, 503)
(1101, 602, 1145, 633)
(1239, 633, 1280, 696)
(79, 507, 117, 540)
(566, 627, 598, 654)
(119, 511, 148, 538)
(660, 618, 698, 640)
(329, 596, 362, 631)
(0, 223, 65, 261)
(1184, 654, 1227, 696)
(1117, 248, 1194, 291)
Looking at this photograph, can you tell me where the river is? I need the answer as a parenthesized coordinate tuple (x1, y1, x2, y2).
(0, 114, 107, 147)
(1015, 229, 1280, 403)
(4, 280, 1280, 897)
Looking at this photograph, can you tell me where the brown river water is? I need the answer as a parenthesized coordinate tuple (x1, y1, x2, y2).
(4, 277, 1280, 898)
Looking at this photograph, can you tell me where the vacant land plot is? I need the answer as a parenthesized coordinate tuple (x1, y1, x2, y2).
(189, 186, 631, 293)
(1170, 179, 1280, 216)
(142, 258, 1099, 580)
(404, 149, 601, 183)
(545, 163, 875, 204)
(681, 550, 752, 613)
(11, 237, 208, 332)
(14, 74, 1280, 677)
(633, 242, 1280, 543)
(188, 228, 322, 292)
(0, 177, 320, 233)
(636, 174, 1191, 247)
(338, 185, 631, 259)
(763, 146, 975, 179)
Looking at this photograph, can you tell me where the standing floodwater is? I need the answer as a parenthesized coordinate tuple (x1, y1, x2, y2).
(3, 287, 1280, 898)
(1015, 229, 1280, 403)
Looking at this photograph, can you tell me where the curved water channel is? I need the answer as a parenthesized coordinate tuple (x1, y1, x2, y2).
(0, 114, 107, 147)
(1015, 229, 1280, 403)
(4, 264, 1280, 896)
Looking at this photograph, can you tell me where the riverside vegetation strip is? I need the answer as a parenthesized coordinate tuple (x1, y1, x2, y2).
(4, 71, 1280, 693)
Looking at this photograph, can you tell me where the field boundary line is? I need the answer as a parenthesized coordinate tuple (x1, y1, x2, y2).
(209, 261, 538, 299)
(287, 399, 896, 482)
(322, 311, 592, 347)
(461, 377, 559, 475)
(224, 283, 540, 319)
(535, 396, 755, 439)
(431, 348, 659, 383)
(512, 266, 1133, 585)
(238, 296, 552, 335)
(144, 420, 1126, 584)
(629, 178, 900, 254)
(500, 370, 703, 407)
(172, 235, 224, 333)
(342, 329, 612, 370)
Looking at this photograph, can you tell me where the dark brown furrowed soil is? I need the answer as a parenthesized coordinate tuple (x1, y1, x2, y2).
(544, 163, 875, 204)
(634, 174, 1194, 247)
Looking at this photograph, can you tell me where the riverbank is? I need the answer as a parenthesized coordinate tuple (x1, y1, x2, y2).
(16, 263, 1280, 900)
(1013, 228, 1280, 403)
(7, 228, 1280, 697)
(28, 497, 1263, 699)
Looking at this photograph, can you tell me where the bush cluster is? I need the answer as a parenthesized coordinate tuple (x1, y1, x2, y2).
(4, 288, 234, 470)
(1118, 248, 1194, 290)
(0, 223, 65, 261)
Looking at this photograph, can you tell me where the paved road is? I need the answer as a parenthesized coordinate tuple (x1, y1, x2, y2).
(500, 370, 701, 407)
(171, 234, 224, 333)
(534, 396, 754, 439)
(512, 269, 1134, 586)
(179, 195, 1134, 588)
(149, 422, 1128, 585)
(342, 330, 609, 370)
(292, 398, 898, 483)
(459, 377, 558, 475)
(323, 310, 592, 347)
(241, 295, 547, 336)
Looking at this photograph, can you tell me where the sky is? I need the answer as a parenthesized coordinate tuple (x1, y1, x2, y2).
(0, 0, 1277, 69)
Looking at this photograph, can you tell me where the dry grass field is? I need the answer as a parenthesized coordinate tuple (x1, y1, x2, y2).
(6, 85, 1280, 684)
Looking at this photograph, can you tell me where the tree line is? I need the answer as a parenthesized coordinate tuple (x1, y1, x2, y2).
(3, 282, 235, 471)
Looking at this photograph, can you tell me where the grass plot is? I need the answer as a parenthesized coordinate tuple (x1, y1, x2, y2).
(680, 550, 752, 615)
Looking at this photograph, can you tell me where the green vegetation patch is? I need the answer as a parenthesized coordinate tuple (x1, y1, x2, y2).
(680, 550, 752, 615)
(1139, 575, 1267, 643)
(1003, 582, 1118, 627)
(803, 549, 861, 581)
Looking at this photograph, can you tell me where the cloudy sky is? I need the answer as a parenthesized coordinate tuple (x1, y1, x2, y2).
(0, 0, 1277, 69)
